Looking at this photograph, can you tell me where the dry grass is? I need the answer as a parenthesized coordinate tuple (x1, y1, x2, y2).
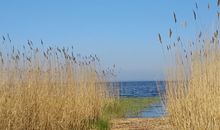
(158, 2, 220, 129)
(0, 40, 115, 130)
(164, 31, 220, 130)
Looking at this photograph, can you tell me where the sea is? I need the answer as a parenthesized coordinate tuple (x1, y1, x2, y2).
(108, 81, 166, 118)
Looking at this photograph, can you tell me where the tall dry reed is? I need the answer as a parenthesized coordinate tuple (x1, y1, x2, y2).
(157, 2, 220, 129)
(165, 39, 220, 129)
(0, 39, 113, 130)
(163, 7, 220, 130)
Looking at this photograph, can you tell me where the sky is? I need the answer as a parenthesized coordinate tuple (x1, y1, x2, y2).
(0, 0, 219, 81)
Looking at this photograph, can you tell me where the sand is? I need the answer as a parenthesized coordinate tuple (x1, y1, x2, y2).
(110, 118, 170, 130)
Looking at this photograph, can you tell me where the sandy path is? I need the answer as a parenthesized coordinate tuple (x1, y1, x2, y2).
(110, 118, 170, 130)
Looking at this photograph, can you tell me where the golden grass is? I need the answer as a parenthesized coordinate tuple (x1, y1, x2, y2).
(165, 37, 220, 129)
(0, 41, 115, 130)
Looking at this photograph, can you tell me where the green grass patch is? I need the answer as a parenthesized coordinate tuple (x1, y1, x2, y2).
(93, 118, 109, 130)
(116, 97, 160, 117)
(94, 97, 160, 130)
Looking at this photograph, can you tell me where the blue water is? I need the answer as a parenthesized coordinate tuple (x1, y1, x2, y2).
(109, 81, 166, 118)
(139, 102, 165, 118)
(118, 81, 165, 97)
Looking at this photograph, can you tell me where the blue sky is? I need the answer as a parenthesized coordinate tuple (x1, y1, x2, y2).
(0, 0, 218, 81)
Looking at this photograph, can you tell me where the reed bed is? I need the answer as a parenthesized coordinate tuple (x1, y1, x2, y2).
(160, 2, 220, 129)
(165, 39, 220, 130)
(0, 39, 115, 130)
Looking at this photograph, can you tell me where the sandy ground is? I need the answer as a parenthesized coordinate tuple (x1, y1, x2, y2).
(110, 118, 170, 130)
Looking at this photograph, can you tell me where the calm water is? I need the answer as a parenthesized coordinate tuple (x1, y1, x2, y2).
(118, 81, 165, 97)
(109, 81, 166, 118)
